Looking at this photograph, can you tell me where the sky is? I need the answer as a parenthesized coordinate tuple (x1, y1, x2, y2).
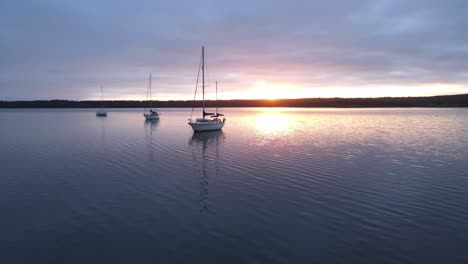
(1, 0, 468, 100)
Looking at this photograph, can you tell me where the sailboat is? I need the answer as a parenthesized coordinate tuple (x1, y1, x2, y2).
(96, 86, 107, 116)
(188, 46, 226, 132)
(143, 73, 159, 120)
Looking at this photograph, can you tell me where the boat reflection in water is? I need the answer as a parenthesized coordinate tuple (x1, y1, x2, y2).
(144, 119, 160, 162)
(97, 114, 108, 156)
(189, 130, 225, 213)
(144, 119, 160, 136)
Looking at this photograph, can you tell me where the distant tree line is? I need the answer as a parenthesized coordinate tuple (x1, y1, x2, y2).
(1, 94, 467, 108)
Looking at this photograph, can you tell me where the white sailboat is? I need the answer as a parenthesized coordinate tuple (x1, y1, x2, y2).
(188, 46, 226, 132)
(143, 73, 159, 120)
(96, 86, 107, 116)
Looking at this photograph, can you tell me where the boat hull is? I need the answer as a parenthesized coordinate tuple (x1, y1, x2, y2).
(144, 113, 159, 120)
(189, 119, 225, 132)
(96, 111, 107, 117)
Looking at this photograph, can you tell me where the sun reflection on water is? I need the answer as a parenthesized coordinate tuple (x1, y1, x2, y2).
(255, 112, 290, 135)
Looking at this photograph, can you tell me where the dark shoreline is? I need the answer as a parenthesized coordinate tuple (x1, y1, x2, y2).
(1, 94, 467, 108)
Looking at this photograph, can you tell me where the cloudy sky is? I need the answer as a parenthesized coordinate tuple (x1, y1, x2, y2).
(1, 0, 468, 100)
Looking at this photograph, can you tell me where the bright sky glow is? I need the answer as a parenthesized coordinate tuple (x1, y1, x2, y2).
(1, 0, 468, 100)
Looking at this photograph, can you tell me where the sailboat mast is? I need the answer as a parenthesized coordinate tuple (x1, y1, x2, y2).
(215, 81, 218, 115)
(149, 73, 152, 111)
(202, 46, 205, 117)
(100, 86, 104, 109)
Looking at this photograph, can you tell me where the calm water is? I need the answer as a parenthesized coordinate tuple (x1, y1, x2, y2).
(1, 108, 468, 263)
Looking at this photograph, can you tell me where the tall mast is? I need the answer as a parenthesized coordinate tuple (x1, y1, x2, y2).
(149, 73, 152, 111)
(100, 86, 104, 108)
(215, 81, 218, 115)
(202, 46, 205, 117)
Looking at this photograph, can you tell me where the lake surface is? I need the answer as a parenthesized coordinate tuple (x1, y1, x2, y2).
(1, 108, 468, 263)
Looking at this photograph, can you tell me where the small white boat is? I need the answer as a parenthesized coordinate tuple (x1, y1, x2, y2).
(96, 86, 107, 117)
(188, 47, 226, 132)
(144, 111, 159, 120)
(96, 110, 107, 117)
(143, 73, 160, 120)
(190, 117, 225, 132)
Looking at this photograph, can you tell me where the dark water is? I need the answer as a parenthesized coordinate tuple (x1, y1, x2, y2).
(1, 108, 468, 263)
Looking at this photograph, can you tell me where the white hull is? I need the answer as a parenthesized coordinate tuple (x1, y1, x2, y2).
(144, 113, 159, 120)
(189, 118, 225, 132)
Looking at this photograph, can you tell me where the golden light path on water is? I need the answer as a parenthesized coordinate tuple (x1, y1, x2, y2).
(255, 113, 290, 135)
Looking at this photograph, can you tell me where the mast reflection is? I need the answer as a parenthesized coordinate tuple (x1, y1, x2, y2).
(144, 119, 160, 161)
(98, 115, 107, 145)
(144, 119, 160, 137)
(189, 130, 225, 213)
